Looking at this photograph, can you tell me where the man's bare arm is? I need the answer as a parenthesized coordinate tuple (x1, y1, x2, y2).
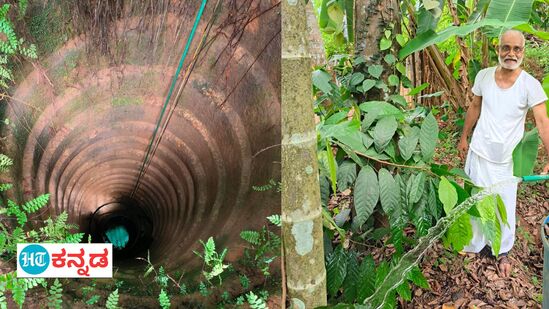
(458, 95, 482, 161)
(533, 102, 549, 174)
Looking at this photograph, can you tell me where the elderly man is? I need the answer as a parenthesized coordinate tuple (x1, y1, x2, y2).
(457, 29, 549, 277)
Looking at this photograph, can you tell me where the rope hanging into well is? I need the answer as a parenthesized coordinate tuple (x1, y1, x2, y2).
(130, 0, 208, 198)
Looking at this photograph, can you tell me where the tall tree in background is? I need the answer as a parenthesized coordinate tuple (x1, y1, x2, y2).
(281, 0, 327, 308)
(354, 0, 400, 62)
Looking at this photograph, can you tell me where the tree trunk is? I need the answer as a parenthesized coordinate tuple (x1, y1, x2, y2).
(306, 0, 326, 66)
(281, 1, 327, 308)
(354, 0, 400, 99)
(354, 0, 400, 60)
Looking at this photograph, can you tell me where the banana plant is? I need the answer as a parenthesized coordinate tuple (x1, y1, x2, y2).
(317, 0, 354, 44)
(400, 0, 548, 59)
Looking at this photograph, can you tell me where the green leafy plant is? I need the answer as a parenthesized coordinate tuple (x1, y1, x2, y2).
(246, 291, 268, 309)
(252, 179, 281, 192)
(0, 3, 37, 90)
(106, 289, 119, 309)
(240, 216, 281, 277)
(194, 237, 229, 284)
(314, 42, 506, 305)
(47, 279, 62, 309)
(158, 289, 171, 309)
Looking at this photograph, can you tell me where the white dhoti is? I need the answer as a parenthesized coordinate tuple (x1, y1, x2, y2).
(462, 149, 518, 255)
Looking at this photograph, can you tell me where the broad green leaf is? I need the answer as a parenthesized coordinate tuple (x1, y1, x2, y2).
(334, 130, 369, 154)
(399, 19, 523, 59)
(407, 266, 430, 289)
(396, 281, 412, 301)
(320, 119, 360, 140)
(378, 168, 400, 221)
(496, 194, 509, 227)
(326, 246, 347, 297)
(486, 0, 535, 37)
(362, 133, 374, 149)
(439, 176, 458, 215)
(374, 261, 390, 287)
(492, 217, 502, 257)
(357, 255, 376, 302)
(449, 168, 471, 182)
(477, 195, 502, 255)
(319, 0, 330, 28)
(368, 65, 384, 79)
(398, 126, 420, 161)
(447, 213, 473, 251)
(342, 251, 360, 303)
(418, 91, 445, 98)
(408, 172, 426, 204)
(417, 7, 439, 34)
(359, 101, 403, 120)
(363, 148, 391, 161)
(353, 166, 379, 229)
(318, 150, 330, 177)
(375, 80, 389, 92)
(450, 180, 471, 205)
(389, 94, 407, 107)
(419, 113, 438, 161)
(320, 175, 331, 207)
(388, 75, 399, 87)
(423, 0, 439, 10)
(396, 62, 406, 75)
(337, 161, 357, 191)
(384, 54, 397, 64)
(390, 224, 404, 254)
(408, 82, 430, 96)
(396, 174, 407, 207)
(312, 69, 333, 93)
(384, 141, 396, 160)
(373, 116, 398, 152)
(427, 179, 439, 219)
(362, 79, 376, 93)
(326, 141, 338, 193)
(395, 34, 406, 46)
(324, 110, 348, 125)
(350, 72, 365, 86)
(380, 38, 392, 51)
(512, 128, 540, 177)
(344, 0, 354, 43)
(362, 109, 380, 131)
(327, 4, 345, 33)
(469, 0, 491, 22)
(514, 23, 549, 40)
(384, 30, 392, 39)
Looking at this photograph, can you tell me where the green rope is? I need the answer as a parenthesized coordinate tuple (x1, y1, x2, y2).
(131, 0, 208, 197)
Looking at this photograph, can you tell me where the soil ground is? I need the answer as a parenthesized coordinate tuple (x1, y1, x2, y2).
(404, 125, 549, 309)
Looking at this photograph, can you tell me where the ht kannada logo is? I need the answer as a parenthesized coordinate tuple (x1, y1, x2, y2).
(18, 244, 50, 275)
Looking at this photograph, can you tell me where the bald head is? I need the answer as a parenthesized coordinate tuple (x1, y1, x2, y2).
(499, 29, 525, 47)
(498, 30, 525, 70)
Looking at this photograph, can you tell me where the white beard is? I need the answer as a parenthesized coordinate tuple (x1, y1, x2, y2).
(498, 56, 523, 70)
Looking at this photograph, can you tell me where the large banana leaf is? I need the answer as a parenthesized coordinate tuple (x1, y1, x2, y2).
(512, 128, 540, 177)
(399, 19, 522, 59)
(514, 23, 549, 40)
(468, 0, 491, 23)
(486, 0, 535, 37)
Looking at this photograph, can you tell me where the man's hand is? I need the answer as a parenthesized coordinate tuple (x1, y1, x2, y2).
(542, 162, 549, 175)
(458, 138, 469, 162)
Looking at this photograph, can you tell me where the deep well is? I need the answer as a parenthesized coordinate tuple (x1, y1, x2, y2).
(2, 1, 280, 273)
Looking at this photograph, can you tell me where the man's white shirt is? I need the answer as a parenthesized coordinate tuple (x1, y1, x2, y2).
(470, 66, 548, 163)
